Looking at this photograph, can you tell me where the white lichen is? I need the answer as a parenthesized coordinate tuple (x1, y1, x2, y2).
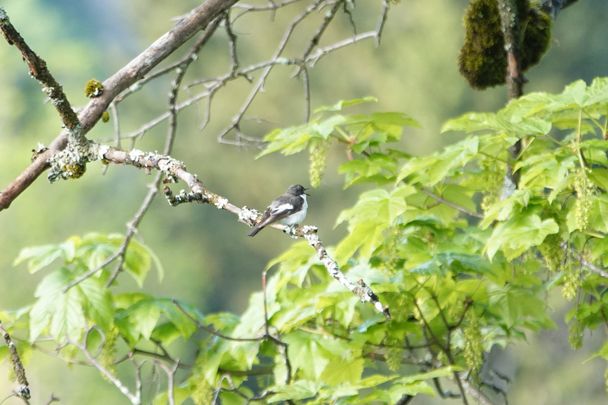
(128, 149, 145, 162)
(214, 197, 228, 209)
(239, 206, 259, 224)
(96, 144, 110, 160)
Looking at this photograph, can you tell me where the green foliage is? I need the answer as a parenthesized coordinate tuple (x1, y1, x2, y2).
(5, 79, 608, 402)
(258, 97, 418, 188)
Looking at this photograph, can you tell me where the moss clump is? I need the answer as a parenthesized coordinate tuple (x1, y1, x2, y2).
(521, 7, 552, 69)
(61, 163, 86, 179)
(459, 0, 552, 90)
(459, 0, 506, 89)
(84, 79, 104, 98)
(101, 111, 110, 123)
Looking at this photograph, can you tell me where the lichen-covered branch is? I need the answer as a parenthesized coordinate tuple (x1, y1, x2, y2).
(0, 321, 31, 401)
(0, 0, 237, 211)
(83, 143, 389, 317)
(299, 225, 391, 318)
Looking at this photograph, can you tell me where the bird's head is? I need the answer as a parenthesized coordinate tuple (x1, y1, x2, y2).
(287, 184, 309, 196)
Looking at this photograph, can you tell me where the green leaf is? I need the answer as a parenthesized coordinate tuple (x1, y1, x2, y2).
(283, 331, 330, 380)
(123, 239, 154, 287)
(14, 244, 65, 274)
(268, 380, 320, 402)
(485, 212, 559, 260)
(313, 96, 377, 114)
(441, 112, 498, 134)
(257, 125, 316, 158)
(397, 137, 479, 186)
(115, 298, 161, 343)
(29, 268, 87, 342)
(78, 278, 113, 331)
(480, 190, 531, 228)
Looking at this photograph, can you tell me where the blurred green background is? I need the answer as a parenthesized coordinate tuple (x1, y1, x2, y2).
(1, 0, 607, 403)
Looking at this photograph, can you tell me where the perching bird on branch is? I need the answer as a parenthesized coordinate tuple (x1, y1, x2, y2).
(248, 184, 309, 237)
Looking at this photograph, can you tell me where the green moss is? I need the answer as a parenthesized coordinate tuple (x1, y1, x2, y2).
(459, 0, 551, 90)
(101, 111, 110, 123)
(459, 0, 509, 89)
(61, 163, 86, 179)
(84, 79, 104, 98)
(521, 8, 552, 69)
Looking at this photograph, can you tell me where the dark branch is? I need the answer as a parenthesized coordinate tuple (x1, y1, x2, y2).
(0, 8, 80, 131)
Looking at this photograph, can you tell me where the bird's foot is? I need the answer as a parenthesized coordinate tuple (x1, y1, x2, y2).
(283, 225, 299, 239)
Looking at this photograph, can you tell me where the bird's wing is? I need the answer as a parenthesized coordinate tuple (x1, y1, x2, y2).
(256, 195, 298, 227)
(267, 200, 297, 217)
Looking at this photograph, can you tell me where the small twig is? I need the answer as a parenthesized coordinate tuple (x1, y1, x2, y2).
(172, 300, 262, 342)
(133, 359, 143, 405)
(301, 66, 311, 122)
(0, 322, 31, 402)
(212, 375, 229, 405)
(114, 16, 222, 105)
(72, 333, 141, 405)
(421, 187, 483, 219)
(44, 394, 60, 405)
(158, 361, 180, 405)
(300, 0, 343, 63)
(224, 13, 240, 74)
(375, 0, 390, 46)
(580, 257, 608, 278)
(461, 379, 496, 405)
(216, 0, 325, 143)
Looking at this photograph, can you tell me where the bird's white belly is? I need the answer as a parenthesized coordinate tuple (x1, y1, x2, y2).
(281, 196, 307, 225)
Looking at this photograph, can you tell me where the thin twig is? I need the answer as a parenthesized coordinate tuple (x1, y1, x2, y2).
(0, 321, 31, 402)
(72, 335, 140, 404)
(421, 188, 483, 219)
(216, 0, 325, 143)
(173, 300, 263, 342)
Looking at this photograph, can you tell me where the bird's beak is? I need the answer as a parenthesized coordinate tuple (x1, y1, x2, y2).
(304, 187, 310, 196)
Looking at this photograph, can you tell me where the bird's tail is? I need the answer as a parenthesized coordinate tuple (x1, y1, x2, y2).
(248, 225, 264, 237)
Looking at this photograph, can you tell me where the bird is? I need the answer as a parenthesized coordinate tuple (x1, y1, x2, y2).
(248, 184, 309, 237)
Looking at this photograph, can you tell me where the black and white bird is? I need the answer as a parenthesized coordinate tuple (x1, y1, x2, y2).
(248, 184, 309, 237)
